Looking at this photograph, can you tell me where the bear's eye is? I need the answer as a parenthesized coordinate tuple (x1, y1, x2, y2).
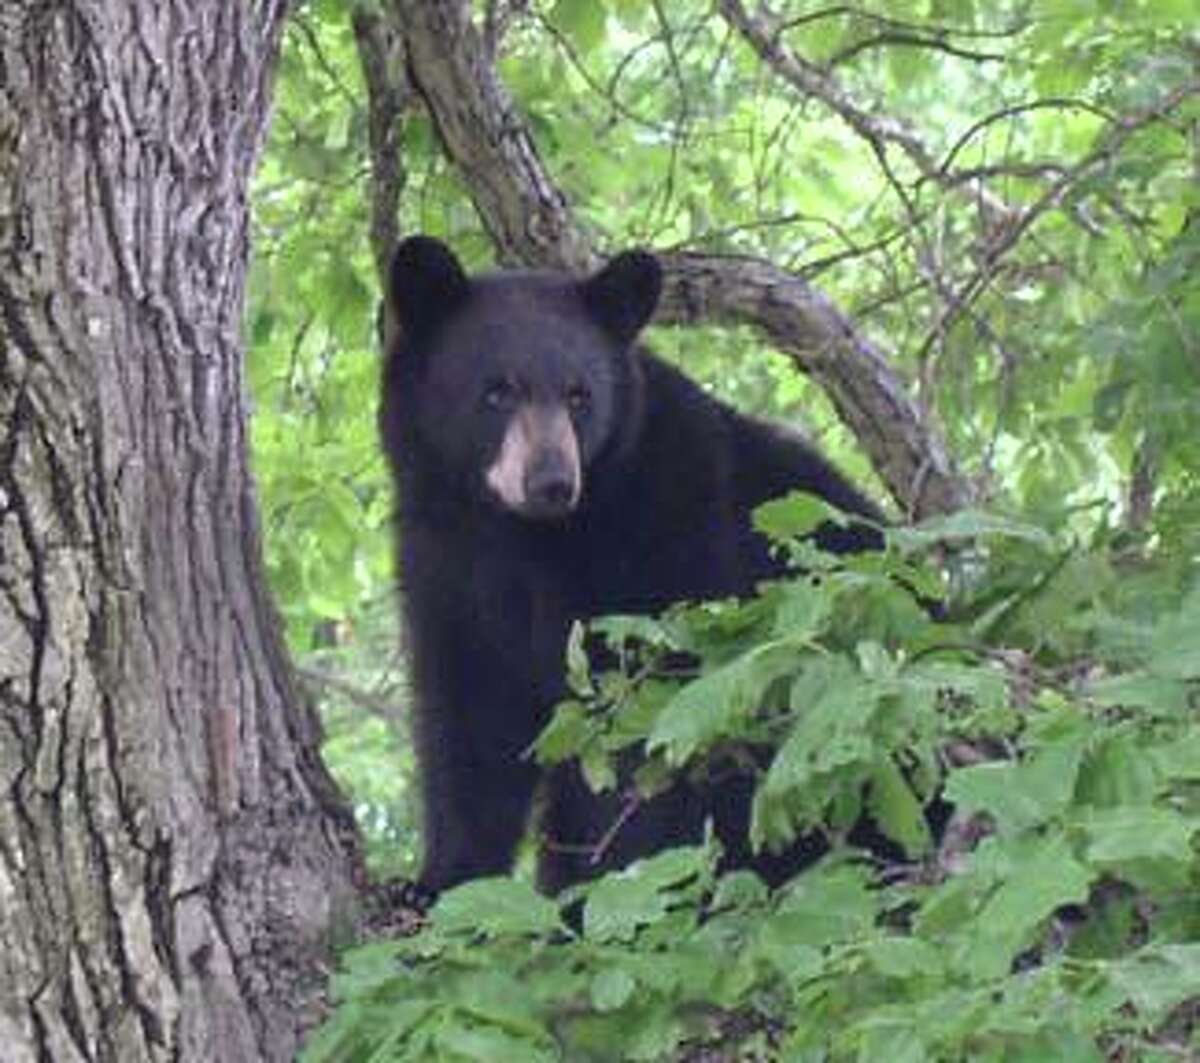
(566, 384, 591, 415)
(482, 379, 517, 411)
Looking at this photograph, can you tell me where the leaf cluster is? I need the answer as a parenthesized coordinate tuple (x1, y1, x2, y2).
(307, 500, 1200, 1060)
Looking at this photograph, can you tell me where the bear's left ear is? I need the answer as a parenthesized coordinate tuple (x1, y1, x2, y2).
(581, 250, 662, 346)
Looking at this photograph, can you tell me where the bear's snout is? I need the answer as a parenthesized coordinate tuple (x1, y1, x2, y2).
(523, 447, 579, 519)
(485, 404, 581, 519)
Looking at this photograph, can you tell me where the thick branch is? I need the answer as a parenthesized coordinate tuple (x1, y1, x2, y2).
(390, 0, 591, 270)
(382, 0, 972, 517)
(351, 7, 410, 285)
(661, 252, 969, 517)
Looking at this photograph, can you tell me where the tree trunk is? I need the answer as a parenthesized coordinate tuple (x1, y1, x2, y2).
(0, 4, 361, 1061)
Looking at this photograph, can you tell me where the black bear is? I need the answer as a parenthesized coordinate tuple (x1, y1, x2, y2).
(379, 236, 887, 896)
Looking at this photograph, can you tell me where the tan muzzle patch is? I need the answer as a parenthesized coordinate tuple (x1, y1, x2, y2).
(485, 405, 581, 517)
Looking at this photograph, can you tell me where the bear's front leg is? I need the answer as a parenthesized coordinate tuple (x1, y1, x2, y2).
(416, 713, 541, 893)
(407, 581, 573, 895)
(408, 619, 548, 893)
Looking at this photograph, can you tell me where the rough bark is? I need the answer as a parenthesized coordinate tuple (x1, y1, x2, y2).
(0, 4, 361, 1061)
(351, 7, 410, 286)
(390, 0, 591, 273)
(385, 0, 974, 518)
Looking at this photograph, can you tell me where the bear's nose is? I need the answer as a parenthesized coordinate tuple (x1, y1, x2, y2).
(524, 451, 578, 518)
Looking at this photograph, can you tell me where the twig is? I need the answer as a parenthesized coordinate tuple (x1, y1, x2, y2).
(719, 0, 1015, 224)
(351, 8, 410, 286)
(914, 80, 1200, 365)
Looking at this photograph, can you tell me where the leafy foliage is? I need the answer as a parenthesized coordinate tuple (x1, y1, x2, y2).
(307, 502, 1200, 1060)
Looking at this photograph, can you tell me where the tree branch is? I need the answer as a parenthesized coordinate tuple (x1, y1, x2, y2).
(915, 79, 1200, 365)
(297, 664, 405, 722)
(718, 0, 1013, 225)
(351, 7, 410, 286)
(658, 251, 969, 518)
(388, 0, 591, 269)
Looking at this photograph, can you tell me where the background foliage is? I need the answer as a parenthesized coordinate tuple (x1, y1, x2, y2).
(246, 0, 1197, 1057)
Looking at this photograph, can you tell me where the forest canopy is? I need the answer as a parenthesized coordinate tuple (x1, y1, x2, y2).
(246, 1, 1197, 1059)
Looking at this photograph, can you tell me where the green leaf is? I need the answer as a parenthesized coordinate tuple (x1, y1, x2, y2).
(852, 1023, 928, 1063)
(771, 863, 878, 946)
(581, 743, 618, 792)
(1081, 806, 1196, 865)
(1151, 732, 1200, 781)
(533, 701, 590, 764)
(433, 878, 563, 937)
(1109, 944, 1200, 1023)
(753, 491, 839, 541)
(770, 579, 834, 639)
(889, 510, 1056, 552)
(946, 738, 1084, 834)
(1075, 732, 1158, 808)
(862, 936, 944, 980)
(710, 869, 769, 910)
(1087, 671, 1191, 716)
(868, 756, 933, 857)
(434, 1022, 556, 1063)
(583, 846, 707, 942)
(564, 620, 594, 695)
(775, 658, 876, 784)
(647, 639, 803, 764)
(551, 0, 607, 53)
(1149, 586, 1200, 678)
(964, 835, 1094, 980)
(437, 971, 558, 1058)
(590, 967, 637, 1011)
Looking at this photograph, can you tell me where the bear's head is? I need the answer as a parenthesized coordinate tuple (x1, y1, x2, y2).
(386, 236, 662, 521)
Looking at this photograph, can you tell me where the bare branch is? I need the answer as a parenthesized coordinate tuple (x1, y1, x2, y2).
(718, 0, 1014, 224)
(828, 32, 1004, 67)
(778, 5, 1029, 42)
(297, 664, 405, 722)
(534, 13, 671, 134)
(1125, 439, 1159, 536)
(293, 11, 360, 108)
(915, 80, 1200, 364)
(937, 97, 1116, 177)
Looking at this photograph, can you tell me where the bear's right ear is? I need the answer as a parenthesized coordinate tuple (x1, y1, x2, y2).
(581, 250, 662, 346)
(388, 236, 470, 339)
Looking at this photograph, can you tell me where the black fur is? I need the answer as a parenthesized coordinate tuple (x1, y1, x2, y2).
(379, 237, 886, 895)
